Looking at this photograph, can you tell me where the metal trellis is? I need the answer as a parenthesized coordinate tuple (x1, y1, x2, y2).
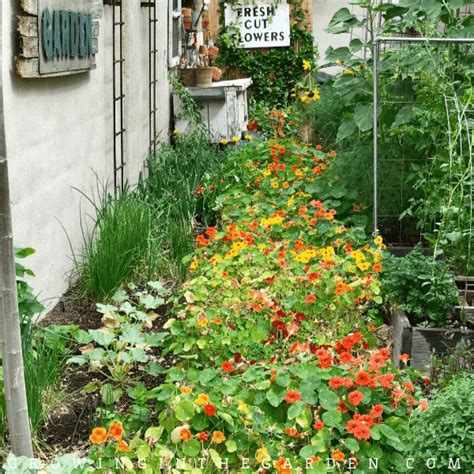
(372, 36, 474, 236)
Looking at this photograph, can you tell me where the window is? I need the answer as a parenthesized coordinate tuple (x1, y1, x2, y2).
(169, 0, 182, 68)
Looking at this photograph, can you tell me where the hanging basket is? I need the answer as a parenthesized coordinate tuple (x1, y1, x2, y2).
(196, 67, 213, 87)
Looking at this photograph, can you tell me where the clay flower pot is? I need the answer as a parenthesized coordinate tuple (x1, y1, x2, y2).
(212, 67, 222, 82)
(196, 67, 213, 87)
(182, 8, 192, 30)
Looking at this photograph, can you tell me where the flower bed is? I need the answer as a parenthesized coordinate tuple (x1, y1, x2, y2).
(84, 134, 427, 472)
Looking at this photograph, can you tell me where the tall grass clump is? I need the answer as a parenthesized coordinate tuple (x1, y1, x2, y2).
(140, 131, 228, 279)
(74, 185, 161, 299)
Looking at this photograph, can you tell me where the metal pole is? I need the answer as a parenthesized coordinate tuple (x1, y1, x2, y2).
(375, 36, 474, 44)
(373, 39, 380, 235)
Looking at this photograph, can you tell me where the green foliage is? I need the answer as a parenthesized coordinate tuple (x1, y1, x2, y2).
(430, 341, 474, 390)
(218, 4, 318, 107)
(21, 322, 70, 434)
(67, 283, 169, 405)
(407, 375, 474, 473)
(380, 246, 459, 327)
(139, 133, 228, 281)
(310, 0, 474, 244)
(15, 247, 44, 319)
(73, 186, 161, 299)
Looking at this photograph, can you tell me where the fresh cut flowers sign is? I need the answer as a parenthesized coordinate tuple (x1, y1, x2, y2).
(224, 1, 290, 49)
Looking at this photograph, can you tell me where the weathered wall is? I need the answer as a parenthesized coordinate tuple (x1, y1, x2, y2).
(313, 0, 364, 66)
(2, 1, 170, 313)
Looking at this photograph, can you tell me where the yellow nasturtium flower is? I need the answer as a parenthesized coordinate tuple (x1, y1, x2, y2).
(303, 59, 312, 71)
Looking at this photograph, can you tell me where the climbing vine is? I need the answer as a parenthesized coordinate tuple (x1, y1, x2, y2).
(217, 1, 318, 107)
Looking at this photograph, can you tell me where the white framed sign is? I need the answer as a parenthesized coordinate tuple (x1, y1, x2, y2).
(224, 2, 291, 49)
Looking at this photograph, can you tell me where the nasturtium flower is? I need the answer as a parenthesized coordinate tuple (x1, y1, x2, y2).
(284, 390, 302, 404)
(212, 431, 226, 444)
(195, 393, 209, 406)
(197, 431, 209, 441)
(180, 386, 193, 394)
(231, 135, 240, 143)
(348, 390, 364, 406)
(89, 427, 107, 444)
(221, 360, 234, 373)
(204, 404, 217, 416)
(332, 449, 345, 461)
(180, 427, 192, 442)
(255, 447, 271, 463)
(303, 59, 312, 71)
(116, 438, 131, 452)
(108, 421, 124, 439)
(220, 137, 228, 145)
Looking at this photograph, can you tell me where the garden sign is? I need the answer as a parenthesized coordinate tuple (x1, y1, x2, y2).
(224, 2, 290, 49)
(16, 0, 102, 78)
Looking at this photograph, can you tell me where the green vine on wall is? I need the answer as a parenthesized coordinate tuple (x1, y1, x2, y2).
(217, 1, 318, 108)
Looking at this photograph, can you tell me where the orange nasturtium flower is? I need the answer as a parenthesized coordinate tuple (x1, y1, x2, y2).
(90, 427, 108, 444)
(180, 427, 192, 442)
(116, 438, 131, 452)
(212, 431, 226, 444)
(108, 421, 124, 439)
(332, 449, 345, 461)
(180, 386, 193, 394)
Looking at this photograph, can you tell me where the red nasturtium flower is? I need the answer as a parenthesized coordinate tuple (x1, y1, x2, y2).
(197, 432, 209, 441)
(284, 427, 299, 437)
(370, 404, 384, 418)
(221, 360, 234, 373)
(399, 353, 411, 364)
(89, 427, 107, 444)
(313, 420, 324, 430)
(355, 371, 371, 386)
(304, 294, 317, 304)
(204, 404, 217, 416)
(108, 421, 124, 439)
(284, 390, 302, 404)
(329, 377, 345, 390)
(348, 390, 364, 406)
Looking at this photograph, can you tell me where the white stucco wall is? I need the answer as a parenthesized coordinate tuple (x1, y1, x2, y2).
(2, 1, 170, 313)
(313, 0, 365, 68)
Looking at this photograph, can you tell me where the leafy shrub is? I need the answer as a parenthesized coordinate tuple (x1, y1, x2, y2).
(407, 375, 474, 473)
(380, 246, 459, 327)
(74, 187, 160, 299)
(430, 340, 474, 390)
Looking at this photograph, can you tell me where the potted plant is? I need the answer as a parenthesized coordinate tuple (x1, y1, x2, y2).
(195, 45, 219, 87)
(381, 247, 474, 372)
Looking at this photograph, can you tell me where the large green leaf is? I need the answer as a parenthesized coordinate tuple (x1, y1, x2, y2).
(318, 389, 339, 410)
(175, 399, 194, 421)
(336, 119, 357, 143)
(354, 104, 374, 132)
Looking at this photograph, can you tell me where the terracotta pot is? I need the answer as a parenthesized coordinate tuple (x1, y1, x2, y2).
(208, 45, 219, 60)
(199, 45, 209, 55)
(196, 67, 213, 87)
(180, 68, 196, 87)
(212, 67, 222, 82)
(182, 8, 193, 30)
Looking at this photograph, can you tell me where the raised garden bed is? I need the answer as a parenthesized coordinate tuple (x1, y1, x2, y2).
(391, 283, 474, 372)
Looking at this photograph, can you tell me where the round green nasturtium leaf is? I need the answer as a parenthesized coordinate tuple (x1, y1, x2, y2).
(175, 399, 194, 421)
(318, 389, 339, 411)
(183, 438, 200, 457)
(321, 409, 342, 427)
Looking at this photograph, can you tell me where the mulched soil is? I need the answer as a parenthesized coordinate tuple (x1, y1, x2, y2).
(36, 289, 176, 458)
